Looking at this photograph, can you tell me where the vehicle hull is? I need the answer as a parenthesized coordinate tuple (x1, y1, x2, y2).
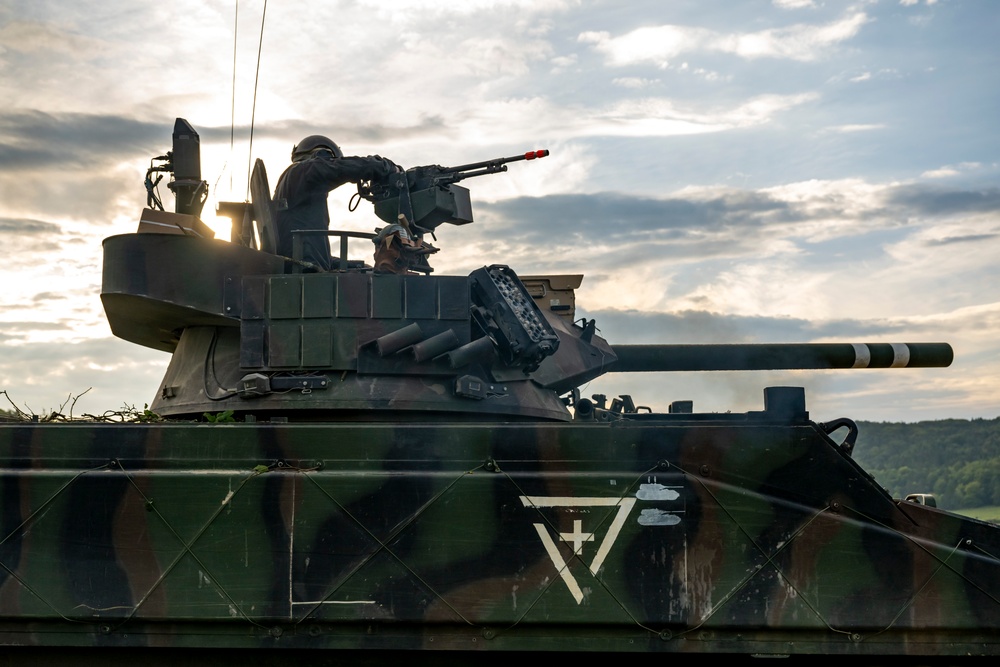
(1, 417, 997, 658)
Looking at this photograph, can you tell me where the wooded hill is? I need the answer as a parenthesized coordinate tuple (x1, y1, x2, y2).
(853, 418, 1000, 510)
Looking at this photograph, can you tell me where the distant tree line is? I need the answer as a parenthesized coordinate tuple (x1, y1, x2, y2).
(853, 418, 1000, 509)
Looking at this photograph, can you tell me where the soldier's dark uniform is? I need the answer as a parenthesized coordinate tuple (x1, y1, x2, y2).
(273, 138, 395, 270)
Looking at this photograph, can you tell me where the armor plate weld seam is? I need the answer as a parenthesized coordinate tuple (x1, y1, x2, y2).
(865, 537, 970, 640)
(844, 505, 1000, 612)
(971, 542, 999, 563)
(672, 464, 846, 637)
(297, 467, 482, 626)
(117, 463, 269, 630)
(295, 475, 398, 622)
(0, 462, 114, 624)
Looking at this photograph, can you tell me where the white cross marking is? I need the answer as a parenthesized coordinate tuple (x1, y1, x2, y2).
(559, 519, 594, 554)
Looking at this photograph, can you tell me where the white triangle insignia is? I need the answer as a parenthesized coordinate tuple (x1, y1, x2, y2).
(519, 496, 637, 604)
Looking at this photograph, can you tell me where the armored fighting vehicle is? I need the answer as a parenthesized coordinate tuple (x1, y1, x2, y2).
(0, 119, 996, 664)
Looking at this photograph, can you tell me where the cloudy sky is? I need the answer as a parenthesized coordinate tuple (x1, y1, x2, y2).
(1, 0, 998, 422)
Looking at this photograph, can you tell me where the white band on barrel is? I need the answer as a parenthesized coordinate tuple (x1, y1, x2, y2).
(891, 343, 911, 368)
(852, 343, 871, 368)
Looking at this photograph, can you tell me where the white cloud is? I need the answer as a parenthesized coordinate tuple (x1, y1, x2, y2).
(354, 0, 578, 18)
(612, 77, 661, 89)
(827, 123, 885, 133)
(833, 68, 900, 85)
(693, 67, 726, 82)
(387, 92, 819, 147)
(922, 167, 959, 178)
(581, 12, 868, 66)
(453, 36, 555, 78)
(578, 93, 817, 138)
(773, 0, 818, 8)
(721, 93, 820, 125)
(0, 4, 239, 123)
(550, 54, 578, 72)
(922, 163, 982, 179)
(579, 25, 709, 68)
(716, 13, 869, 61)
(0, 21, 106, 56)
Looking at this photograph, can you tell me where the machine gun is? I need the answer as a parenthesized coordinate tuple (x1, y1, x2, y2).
(355, 150, 549, 236)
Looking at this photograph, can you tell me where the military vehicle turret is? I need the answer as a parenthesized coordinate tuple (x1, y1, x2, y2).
(0, 119, 996, 664)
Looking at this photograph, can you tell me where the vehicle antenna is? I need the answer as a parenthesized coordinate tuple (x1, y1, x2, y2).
(245, 0, 269, 201)
(228, 0, 239, 194)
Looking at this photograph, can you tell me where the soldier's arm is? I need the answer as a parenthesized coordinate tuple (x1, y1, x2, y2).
(305, 156, 396, 190)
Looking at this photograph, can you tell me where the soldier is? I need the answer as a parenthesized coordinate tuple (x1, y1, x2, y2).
(273, 135, 399, 270)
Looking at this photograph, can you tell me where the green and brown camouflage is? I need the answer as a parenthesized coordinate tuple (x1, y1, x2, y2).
(0, 119, 996, 663)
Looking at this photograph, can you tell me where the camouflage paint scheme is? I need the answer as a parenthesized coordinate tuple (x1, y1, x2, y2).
(1, 414, 998, 658)
(0, 119, 996, 662)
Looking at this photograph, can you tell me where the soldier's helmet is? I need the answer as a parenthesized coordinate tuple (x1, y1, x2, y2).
(292, 135, 344, 161)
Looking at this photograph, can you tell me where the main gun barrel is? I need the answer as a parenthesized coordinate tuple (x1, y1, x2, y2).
(609, 342, 954, 372)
